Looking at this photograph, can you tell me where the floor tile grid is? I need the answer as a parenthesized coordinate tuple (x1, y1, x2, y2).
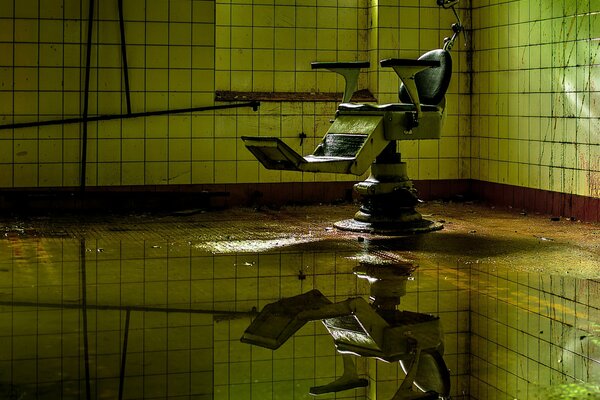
(0, 238, 224, 399)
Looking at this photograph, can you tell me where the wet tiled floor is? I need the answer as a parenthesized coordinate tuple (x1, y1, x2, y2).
(0, 202, 598, 399)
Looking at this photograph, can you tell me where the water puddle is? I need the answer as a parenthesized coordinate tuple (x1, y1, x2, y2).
(0, 234, 597, 399)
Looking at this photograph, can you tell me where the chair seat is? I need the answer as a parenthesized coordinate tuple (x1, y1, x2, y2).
(338, 103, 441, 113)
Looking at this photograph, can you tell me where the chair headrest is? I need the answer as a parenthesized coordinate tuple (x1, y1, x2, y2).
(399, 49, 452, 106)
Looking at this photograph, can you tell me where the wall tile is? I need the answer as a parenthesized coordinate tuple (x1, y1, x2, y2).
(471, 1, 599, 200)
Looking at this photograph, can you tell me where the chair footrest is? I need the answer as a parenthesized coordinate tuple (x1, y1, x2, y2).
(241, 136, 358, 174)
(241, 290, 332, 349)
(241, 136, 306, 171)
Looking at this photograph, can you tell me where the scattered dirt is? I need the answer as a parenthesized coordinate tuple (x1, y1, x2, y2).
(0, 201, 598, 278)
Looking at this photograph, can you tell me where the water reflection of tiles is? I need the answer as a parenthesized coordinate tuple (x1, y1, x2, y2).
(469, 263, 600, 399)
(0, 228, 597, 399)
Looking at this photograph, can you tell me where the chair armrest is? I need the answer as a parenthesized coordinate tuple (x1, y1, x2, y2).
(380, 58, 441, 121)
(311, 61, 370, 69)
(311, 61, 370, 103)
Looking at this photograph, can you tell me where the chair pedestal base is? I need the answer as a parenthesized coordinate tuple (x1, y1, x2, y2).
(334, 161, 443, 235)
(335, 218, 442, 235)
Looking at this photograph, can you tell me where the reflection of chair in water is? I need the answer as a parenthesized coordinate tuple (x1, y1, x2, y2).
(241, 262, 451, 400)
(242, 2, 463, 235)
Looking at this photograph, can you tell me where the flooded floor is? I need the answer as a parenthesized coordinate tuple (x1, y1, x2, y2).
(0, 202, 598, 399)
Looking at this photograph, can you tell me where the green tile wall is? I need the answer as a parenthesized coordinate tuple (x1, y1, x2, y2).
(0, 0, 468, 188)
(471, 0, 600, 199)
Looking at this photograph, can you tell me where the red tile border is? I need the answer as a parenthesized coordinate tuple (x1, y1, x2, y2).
(470, 180, 599, 222)
(572, 195, 586, 221)
(522, 187, 536, 212)
(503, 185, 514, 207)
(513, 187, 525, 210)
(584, 197, 599, 222)
(0, 180, 599, 222)
(534, 189, 547, 215)
(413, 180, 431, 199)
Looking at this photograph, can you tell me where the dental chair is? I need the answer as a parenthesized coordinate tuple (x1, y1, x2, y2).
(242, 2, 463, 235)
(242, 52, 450, 234)
(241, 262, 451, 399)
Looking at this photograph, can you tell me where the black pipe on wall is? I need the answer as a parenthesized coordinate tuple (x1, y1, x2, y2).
(80, 0, 96, 192)
(0, 0, 261, 195)
(0, 102, 260, 131)
(117, 0, 132, 115)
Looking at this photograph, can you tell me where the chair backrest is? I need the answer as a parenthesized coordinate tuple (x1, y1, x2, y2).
(399, 49, 452, 107)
